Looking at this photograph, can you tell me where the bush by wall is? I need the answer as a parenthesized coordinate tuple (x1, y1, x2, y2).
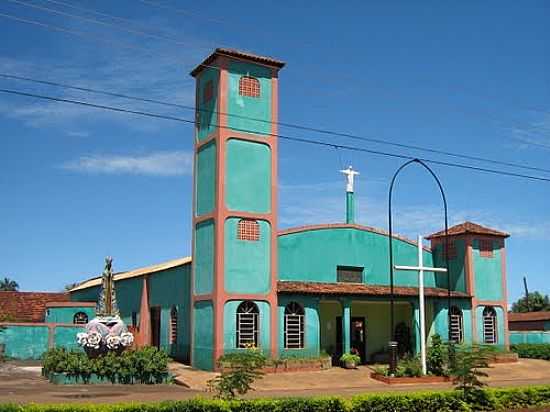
(42, 346, 169, 384)
(511, 343, 550, 360)
(2, 386, 550, 411)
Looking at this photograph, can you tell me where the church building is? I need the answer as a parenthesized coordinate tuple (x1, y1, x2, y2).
(69, 48, 510, 371)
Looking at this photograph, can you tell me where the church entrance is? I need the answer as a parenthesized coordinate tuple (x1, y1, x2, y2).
(150, 306, 161, 348)
(336, 316, 367, 364)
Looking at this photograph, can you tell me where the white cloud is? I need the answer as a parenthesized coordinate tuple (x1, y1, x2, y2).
(62, 151, 193, 176)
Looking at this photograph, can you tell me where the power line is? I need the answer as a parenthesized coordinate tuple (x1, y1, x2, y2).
(1, 86, 550, 183)
(6, 0, 196, 48)
(2, 71, 550, 175)
(135, 0, 227, 25)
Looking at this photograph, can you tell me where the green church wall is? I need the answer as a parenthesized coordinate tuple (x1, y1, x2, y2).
(194, 220, 215, 295)
(45, 307, 95, 324)
(54, 326, 85, 352)
(0, 325, 49, 359)
(473, 239, 503, 301)
(195, 141, 216, 216)
(429, 299, 473, 345)
(432, 239, 467, 293)
(148, 265, 191, 361)
(227, 61, 272, 135)
(278, 228, 439, 288)
(225, 139, 271, 213)
(475, 305, 505, 347)
(193, 301, 214, 370)
(197, 68, 219, 141)
(224, 218, 271, 294)
(223, 300, 271, 355)
(278, 295, 320, 359)
(509, 331, 550, 345)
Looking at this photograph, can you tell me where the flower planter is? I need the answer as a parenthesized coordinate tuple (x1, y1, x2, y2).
(342, 360, 357, 369)
(487, 352, 518, 364)
(47, 372, 172, 385)
(370, 372, 451, 385)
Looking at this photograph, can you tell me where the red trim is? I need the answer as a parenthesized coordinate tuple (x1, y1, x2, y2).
(45, 302, 95, 308)
(279, 223, 432, 252)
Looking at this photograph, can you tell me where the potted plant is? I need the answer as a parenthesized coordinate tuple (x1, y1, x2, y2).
(340, 352, 361, 369)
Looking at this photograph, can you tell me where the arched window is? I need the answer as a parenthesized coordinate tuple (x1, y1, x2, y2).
(483, 307, 497, 344)
(239, 76, 260, 98)
(73, 312, 88, 325)
(237, 219, 260, 241)
(236, 301, 259, 348)
(284, 302, 305, 349)
(170, 306, 178, 345)
(449, 306, 464, 343)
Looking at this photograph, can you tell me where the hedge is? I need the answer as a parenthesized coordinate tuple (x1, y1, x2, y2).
(2, 386, 550, 411)
(511, 343, 550, 360)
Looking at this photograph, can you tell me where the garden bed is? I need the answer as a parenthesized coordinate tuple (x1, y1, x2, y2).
(265, 356, 332, 373)
(488, 352, 519, 364)
(370, 372, 451, 384)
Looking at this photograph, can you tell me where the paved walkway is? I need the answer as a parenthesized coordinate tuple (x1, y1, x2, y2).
(1, 359, 550, 404)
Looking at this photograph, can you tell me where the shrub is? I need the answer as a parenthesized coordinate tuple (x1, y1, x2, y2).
(339, 353, 361, 365)
(2, 387, 550, 411)
(41, 346, 169, 384)
(208, 349, 266, 399)
(450, 345, 490, 397)
(511, 343, 550, 360)
(426, 334, 447, 376)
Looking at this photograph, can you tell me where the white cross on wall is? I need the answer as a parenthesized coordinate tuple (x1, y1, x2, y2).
(394, 234, 448, 375)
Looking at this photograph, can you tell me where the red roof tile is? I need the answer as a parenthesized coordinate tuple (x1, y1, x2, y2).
(277, 281, 470, 298)
(0, 291, 70, 322)
(191, 48, 285, 77)
(426, 221, 509, 239)
(508, 311, 550, 322)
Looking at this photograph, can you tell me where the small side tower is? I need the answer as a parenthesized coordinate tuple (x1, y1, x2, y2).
(427, 221, 510, 347)
(190, 49, 285, 370)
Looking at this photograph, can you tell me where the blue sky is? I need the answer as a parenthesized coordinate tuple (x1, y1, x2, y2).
(0, 0, 548, 304)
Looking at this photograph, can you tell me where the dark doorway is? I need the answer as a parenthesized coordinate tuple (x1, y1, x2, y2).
(335, 316, 367, 364)
(150, 306, 161, 348)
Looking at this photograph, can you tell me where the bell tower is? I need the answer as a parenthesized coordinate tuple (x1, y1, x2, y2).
(190, 49, 285, 370)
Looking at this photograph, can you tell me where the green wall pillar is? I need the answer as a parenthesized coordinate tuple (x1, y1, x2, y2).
(342, 299, 351, 353)
(346, 192, 355, 224)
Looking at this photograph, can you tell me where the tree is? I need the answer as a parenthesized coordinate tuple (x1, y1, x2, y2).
(512, 292, 550, 313)
(0, 277, 19, 291)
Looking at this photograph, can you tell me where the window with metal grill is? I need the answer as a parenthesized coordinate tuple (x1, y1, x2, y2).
(440, 241, 457, 260)
(449, 306, 464, 343)
(284, 302, 305, 349)
(239, 76, 260, 98)
(170, 306, 178, 345)
(73, 312, 88, 325)
(237, 219, 260, 241)
(203, 80, 213, 104)
(479, 239, 494, 258)
(337, 266, 364, 283)
(483, 307, 497, 344)
(236, 301, 259, 348)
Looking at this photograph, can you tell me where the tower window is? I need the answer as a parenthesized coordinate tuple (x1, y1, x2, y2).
(479, 239, 494, 258)
(73, 312, 88, 325)
(237, 219, 260, 241)
(440, 241, 457, 260)
(449, 306, 463, 343)
(483, 306, 498, 344)
(236, 301, 259, 348)
(239, 76, 260, 98)
(284, 302, 305, 349)
(170, 306, 178, 345)
(203, 80, 213, 104)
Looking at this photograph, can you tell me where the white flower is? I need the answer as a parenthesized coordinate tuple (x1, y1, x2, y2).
(86, 331, 102, 349)
(120, 332, 134, 347)
(106, 334, 121, 349)
(76, 332, 88, 346)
